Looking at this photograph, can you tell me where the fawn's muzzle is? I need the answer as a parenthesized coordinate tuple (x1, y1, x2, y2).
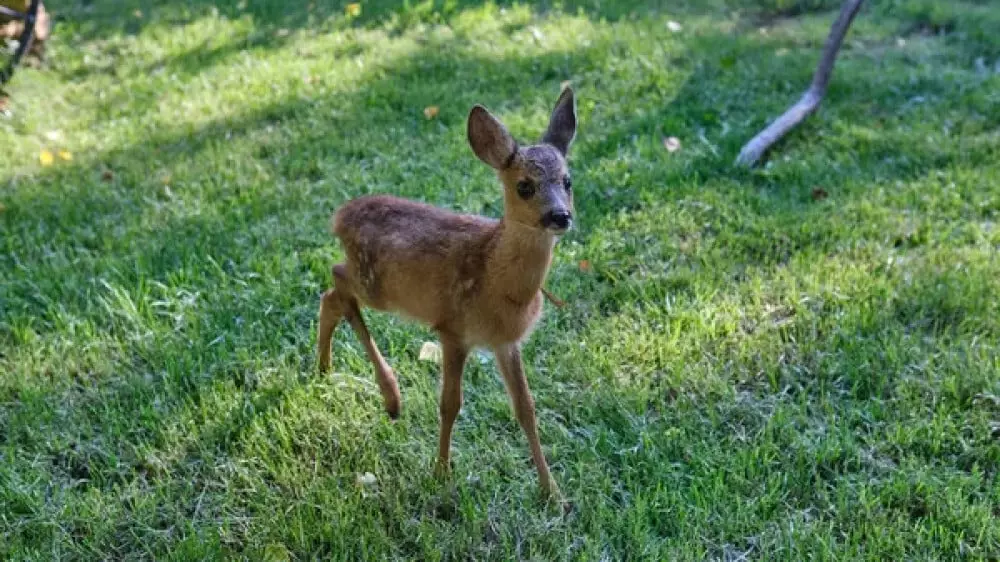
(541, 210, 573, 232)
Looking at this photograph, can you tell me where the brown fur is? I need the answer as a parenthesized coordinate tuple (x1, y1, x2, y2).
(317, 88, 578, 500)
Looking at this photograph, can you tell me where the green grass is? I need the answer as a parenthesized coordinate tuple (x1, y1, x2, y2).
(2, 0, 1000, 558)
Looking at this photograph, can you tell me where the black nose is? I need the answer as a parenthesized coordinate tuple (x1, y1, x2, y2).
(543, 210, 572, 230)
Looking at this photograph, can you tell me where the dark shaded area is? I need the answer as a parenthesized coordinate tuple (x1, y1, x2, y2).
(5, 0, 996, 367)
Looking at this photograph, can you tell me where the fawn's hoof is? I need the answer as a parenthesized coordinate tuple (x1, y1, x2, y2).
(541, 480, 565, 504)
(384, 396, 401, 420)
(556, 498, 574, 518)
(382, 382, 401, 420)
(433, 458, 454, 480)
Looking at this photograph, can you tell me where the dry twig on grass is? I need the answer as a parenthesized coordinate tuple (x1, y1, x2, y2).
(736, 0, 865, 167)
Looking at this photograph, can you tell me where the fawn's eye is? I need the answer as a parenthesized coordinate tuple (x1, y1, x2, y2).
(563, 176, 573, 191)
(517, 180, 536, 199)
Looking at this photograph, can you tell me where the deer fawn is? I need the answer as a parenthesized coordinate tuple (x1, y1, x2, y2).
(317, 88, 577, 499)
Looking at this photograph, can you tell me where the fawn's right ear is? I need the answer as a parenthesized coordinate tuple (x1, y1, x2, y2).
(468, 105, 518, 170)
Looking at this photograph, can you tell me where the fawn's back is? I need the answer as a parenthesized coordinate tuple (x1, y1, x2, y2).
(332, 98, 576, 347)
(333, 196, 497, 341)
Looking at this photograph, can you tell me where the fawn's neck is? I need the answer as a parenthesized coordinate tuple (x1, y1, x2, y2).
(488, 219, 557, 305)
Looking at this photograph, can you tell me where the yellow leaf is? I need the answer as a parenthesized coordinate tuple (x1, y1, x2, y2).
(58, 150, 73, 161)
(423, 106, 439, 119)
(345, 3, 361, 17)
(0, 202, 6, 213)
(39, 150, 54, 166)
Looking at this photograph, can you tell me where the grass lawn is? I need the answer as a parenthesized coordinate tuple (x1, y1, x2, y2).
(2, 0, 1000, 558)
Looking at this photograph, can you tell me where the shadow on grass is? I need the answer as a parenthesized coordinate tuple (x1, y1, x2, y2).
(5, 0, 992, 389)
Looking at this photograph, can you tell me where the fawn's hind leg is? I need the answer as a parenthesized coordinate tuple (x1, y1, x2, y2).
(326, 264, 402, 419)
(318, 285, 345, 373)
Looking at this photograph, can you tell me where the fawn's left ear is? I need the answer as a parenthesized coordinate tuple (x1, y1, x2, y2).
(541, 87, 577, 156)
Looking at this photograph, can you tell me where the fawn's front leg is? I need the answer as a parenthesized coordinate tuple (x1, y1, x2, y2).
(436, 334, 468, 476)
(494, 343, 560, 499)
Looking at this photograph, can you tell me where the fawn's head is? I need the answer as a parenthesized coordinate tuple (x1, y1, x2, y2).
(468, 88, 577, 235)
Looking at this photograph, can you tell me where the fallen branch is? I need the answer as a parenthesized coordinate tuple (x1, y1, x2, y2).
(736, 0, 865, 167)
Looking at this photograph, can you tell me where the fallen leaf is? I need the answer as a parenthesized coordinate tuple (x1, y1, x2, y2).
(423, 105, 439, 119)
(667, 20, 683, 32)
(578, 260, 592, 272)
(101, 170, 114, 182)
(419, 341, 442, 364)
(161, 174, 172, 185)
(39, 150, 54, 166)
(58, 150, 73, 161)
(811, 187, 829, 201)
(345, 3, 361, 17)
(662, 136, 681, 153)
(0, 96, 8, 111)
(356, 472, 377, 486)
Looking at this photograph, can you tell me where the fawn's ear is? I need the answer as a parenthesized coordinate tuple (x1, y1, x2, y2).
(541, 86, 576, 156)
(468, 105, 518, 170)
